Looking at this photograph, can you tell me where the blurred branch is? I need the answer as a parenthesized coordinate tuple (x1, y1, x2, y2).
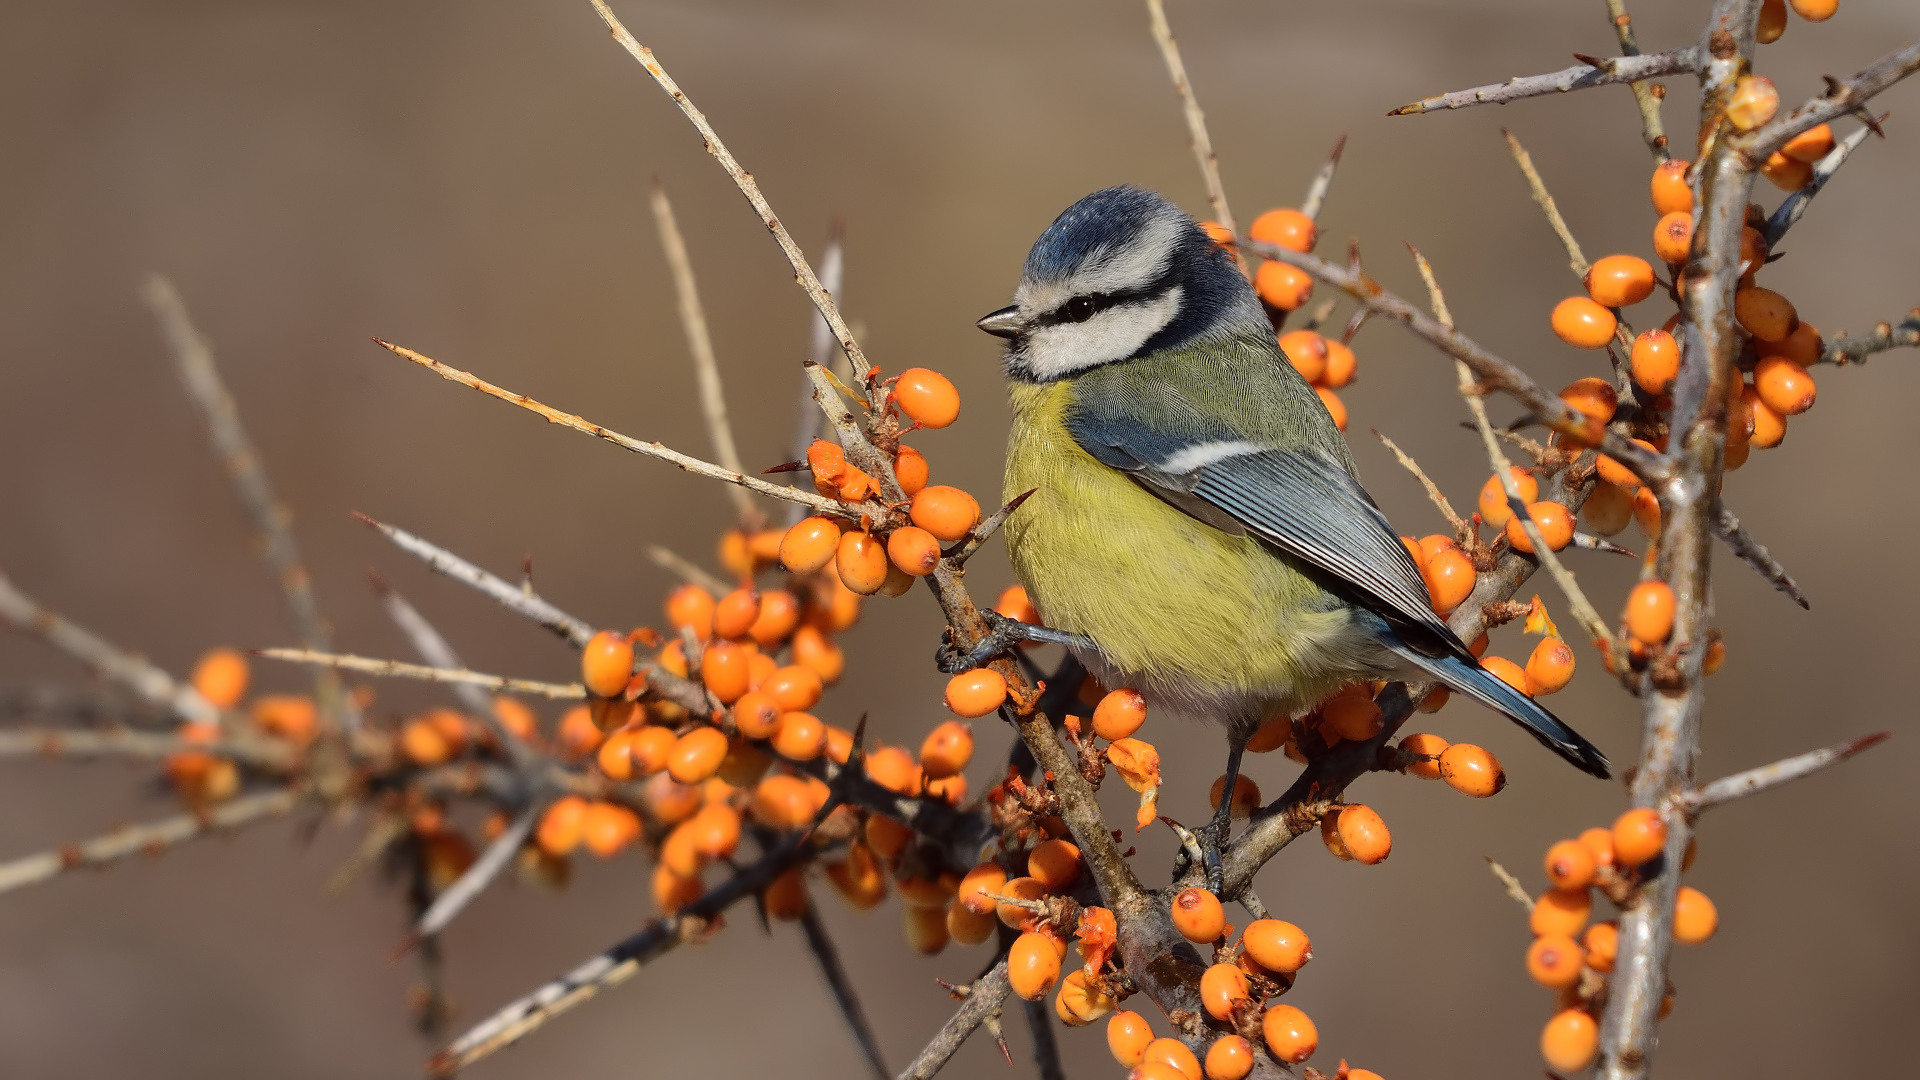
(0, 570, 219, 725)
(356, 514, 594, 647)
(371, 574, 533, 765)
(1713, 503, 1809, 609)
(1679, 732, 1890, 815)
(894, 958, 1012, 1080)
(644, 545, 730, 595)
(1388, 47, 1702, 116)
(0, 682, 168, 728)
(1821, 311, 1920, 366)
(412, 800, 544, 941)
(649, 179, 758, 525)
(1485, 857, 1537, 912)
(1144, 0, 1245, 274)
(256, 648, 586, 701)
(1299, 133, 1347, 221)
(0, 726, 295, 771)
(1603, 0, 1672, 161)
(0, 786, 303, 896)
(1023, 998, 1064, 1080)
(787, 226, 846, 525)
(1372, 429, 1464, 533)
(799, 905, 889, 1080)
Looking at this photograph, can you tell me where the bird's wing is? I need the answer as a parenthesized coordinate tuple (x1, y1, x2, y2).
(1064, 377, 1463, 658)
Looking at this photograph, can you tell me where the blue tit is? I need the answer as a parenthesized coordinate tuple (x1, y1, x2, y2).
(976, 185, 1607, 778)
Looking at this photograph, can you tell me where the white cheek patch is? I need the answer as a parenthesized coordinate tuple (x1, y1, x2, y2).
(1015, 215, 1184, 313)
(1019, 287, 1182, 380)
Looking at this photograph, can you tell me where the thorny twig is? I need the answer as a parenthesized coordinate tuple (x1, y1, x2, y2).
(1604, 0, 1672, 161)
(1678, 732, 1890, 815)
(256, 648, 587, 701)
(1299, 133, 1347, 222)
(0, 787, 304, 895)
(644, 545, 731, 596)
(799, 905, 890, 1080)
(1822, 311, 1920, 366)
(1764, 120, 1876, 247)
(1485, 856, 1537, 912)
(894, 957, 1012, 1080)
(1387, 47, 1703, 116)
(1372, 429, 1465, 534)
(1729, 42, 1920, 161)
(1144, 0, 1244, 274)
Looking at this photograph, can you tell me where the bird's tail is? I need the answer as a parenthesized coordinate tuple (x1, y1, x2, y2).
(1391, 647, 1611, 778)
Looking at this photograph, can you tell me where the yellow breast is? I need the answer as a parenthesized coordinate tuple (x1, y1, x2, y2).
(1002, 380, 1355, 711)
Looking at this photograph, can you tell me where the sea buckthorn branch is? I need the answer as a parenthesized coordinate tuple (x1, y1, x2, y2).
(1763, 119, 1875, 246)
(1240, 237, 1672, 482)
(1024, 996, 1066, 1080)
(1484, 856, 1539, 911)
(587, 0, 877, 393)
(1387, 46, 1704, 117)
(373, 339, 861, 521)
(0, 725, 296, 770)
(940, 489, 1037, 567)
(1728, 41, 1920, 161)
(1299, 133, 1347, 223)
(256, 648, 589, 701)
(895, 956, 1014, 1080)
(0, 569, 221, 726)
(1821, 310, 1920, 365)
(649, 179, 759, 526)
(1677, 731, 1890, 816)
(643, 544, 731, 595)
(796, 902, 891, 1080)
(141, 276, 359, 737)
(786, 227, 848, 525)
(429, 770, 855, 1074)
(1712, 503, 1807, 609)
(1599, 5, 1759, 1074)
(371, 574, 537, 768)
(1144, 0, 1246, 276)
(1372, 429, 1466, 536)
(1603, 0, 1674, 162)
(0, 681, 166, 728)
(802, 360, 910, 509)
(412, 800, 544, 941)
(325, 811, 409, 897)
(0, 785, 305, 896)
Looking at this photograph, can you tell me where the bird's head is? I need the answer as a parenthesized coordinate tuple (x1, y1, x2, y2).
(977, 185, 1261, 382)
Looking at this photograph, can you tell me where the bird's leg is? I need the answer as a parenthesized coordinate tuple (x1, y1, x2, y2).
(934, 610, 1097, 674)
(1200, 729, 1250, 893)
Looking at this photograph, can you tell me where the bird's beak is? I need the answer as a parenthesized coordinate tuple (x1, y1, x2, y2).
(975, 305, 1023, 339)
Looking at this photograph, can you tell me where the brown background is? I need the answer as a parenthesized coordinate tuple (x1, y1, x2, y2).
(2, 2, 1916, 1077)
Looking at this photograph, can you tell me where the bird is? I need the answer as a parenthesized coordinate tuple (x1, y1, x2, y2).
(973, 185, 1609, 785)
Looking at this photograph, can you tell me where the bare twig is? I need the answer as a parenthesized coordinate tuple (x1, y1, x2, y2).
(1299, 133, 1347, 221)
(649, 179, 757, 524)
(1144, 0, 1243, 274)
(1502, 129, 1590, 277)
(941, 489, 1036, 567)
(0, 726, 295, 770)
(141, 275, 357, 734)
(1387, 47, 1702, 116)
(0, 682, 166, 728)
(371, 574, 531, 763)
(894, 957, 1012, 1080)
(356, 514, 593, 647)
(1679, 732, 1890, 815)
(1821, 311, 1920, 365)
(413, 800, 544, 940)
(1764, 121, 1875, 247)
(799, 905, 890, 1080)
(1730, 42, 1920, 161)
(1485, 856, 1537, 912)
(1604, 0, 1672, 161)
(1713, 503, 1809, 609)
(374, 338, 854, 519)
(326, 812, 408, 897)
(1024, 997, 1064, 1080)
(588, 1, 876, 387)
(787, 226, 847, 525)
(0, 787, 304, 895)
(644, 545, 731, 596)
(0, 570, 218, 725)
(255, 648, 585, 701)
(1372, 429, 1464, 532)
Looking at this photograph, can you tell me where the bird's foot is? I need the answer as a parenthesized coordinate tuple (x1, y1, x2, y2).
(933, 610, 1096, 674)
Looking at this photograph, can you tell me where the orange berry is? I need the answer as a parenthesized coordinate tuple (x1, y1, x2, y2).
(1551, 296, 1617, 349)
(1727, 75, 1779, 131)
(886, 525, 943, 578)
(894, 367, 960, 428)
(686, 802, 740, 860)
(948, 899, 998, 946)
(596, 728, 642, 780)
(1480, 655, 1532, 698)
(1054, 968, 1117, 1025)
(1672, 885, 1718, 944)
(1422, 546, 1477, 616)
(778, 517, 840, 576)
(1791, 0, 1838, 19)
(919, 720, 974, 779)
(749, 774, 815, 830)
(712, 588, 761, 641)
(1322, 692, 1384, 741)
(1197, 219, 1235, 249)
(700, 641, 751, 704)
(1008, 931, 1063, 1000)
(1245, 714, 1291, 753)
(1249, 207, 1317, 253)
(994, 584, 1040, 626)
(1417, 533, 1456, 563)
(1417, 684, 1451, 713)
(761, 866, 808, 921)
(252, 695, 318, 745)
(555, 705, 603, 759)
(1399, 732, 1448, 779)
(1758, 319, 1822, 365)
(1276, 329, 1329, 383)
(1612, 807, 1669, 868)
(1108, 1011, 1156, 1068)
(1087, 687, 1148, 741)
(666, 726, 728, 785)
(753, 667, 818, 715)
(1757, 0, 1787, 42)
(1242, 918, 1312, 973)
(1171, 887, 1226, 944)
(1630, 328, 1681, 395)
(825, 841, 888, 910)
(1028, 838, 1083, 892)
(1585, 254, 1656, 308)
(1653, 210, 1693, 263)
(769, 710, 826, 762)
(1320, 338, 1357, 388)
(1439, 743, 1505, 797)
(893, 444, 930, 496)
(1209, 773, 1262, 819)
(1781, 122, 1835, 163)
(1199, 962, 1251, 1022)
(652, 863, 702, 914)
(1525, 638, 1576, 696)
(1203, 1035, 1255, 1080)
(1578, 826, 1615, 868)
(581, 630, 635, 699)
(790, 624, 846, 684)
(864, 744, 925, 795)
(1632, 486, 1662, 538)
(643, 772, 702, 825)
(1650, 159, 1693, 215)
(401, 718, 454, 767)
(1583, 481, 1633, 537)
(1261, 1004, 1318, 1064)
(1584, 921, 1619, 972)
(1506, 501, 1574, 555)
(1143, 1037, 1203, 1080)
(745, 528, 784, 566)
(944, 668, 1008, 718)
(190, 648, 249, 710)
(1624, 580, 1676, 643)
(856, 814, 911, 867)
(1753, 355, 1816, 415)
(1541, 1009, 1599, 1073)
(1734, 286, 1797, 342)
(1527, 933, 1585, 989)
(835, 530, 890, 596)
(1314, 386, 1347, 431)
(1560, 376, 1619, 437)
(1255, 260, 1314, 310)
(582, 801, 642, 858)
(748, 591, 801, 647)
(1476, 467, 1539, 527)
(1544, 839, 1597, 891)
(994, 875, 1049, 928)
(909, 485, 981, 543)
(1597, 439, 1655, 489)
(623, 725, 672, 775)
(718, 528, 756, 579)
(957, 862, 1010, 915)
(1744, 386, 1787, 449)
(1531, 889, 1593, 937)
(535, 795, 588, 856)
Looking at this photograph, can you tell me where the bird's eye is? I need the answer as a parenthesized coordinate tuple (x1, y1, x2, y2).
(1061, 297, 1095, 323)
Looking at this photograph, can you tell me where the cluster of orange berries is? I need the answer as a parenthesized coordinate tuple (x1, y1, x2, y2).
(1204, 208, 1360, 432)
(1757, 0, 1841, 46)
(1525, 809, 1718, 1073)
(162, 648, 314, 804)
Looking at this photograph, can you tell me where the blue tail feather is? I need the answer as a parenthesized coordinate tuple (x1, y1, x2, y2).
(1394, 649, 1611, 779)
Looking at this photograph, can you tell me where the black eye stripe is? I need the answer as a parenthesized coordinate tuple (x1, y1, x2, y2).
(1034, 285, 1161, 328)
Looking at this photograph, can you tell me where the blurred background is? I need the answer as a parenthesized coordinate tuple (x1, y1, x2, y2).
(3, 1, 1916, 1077)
